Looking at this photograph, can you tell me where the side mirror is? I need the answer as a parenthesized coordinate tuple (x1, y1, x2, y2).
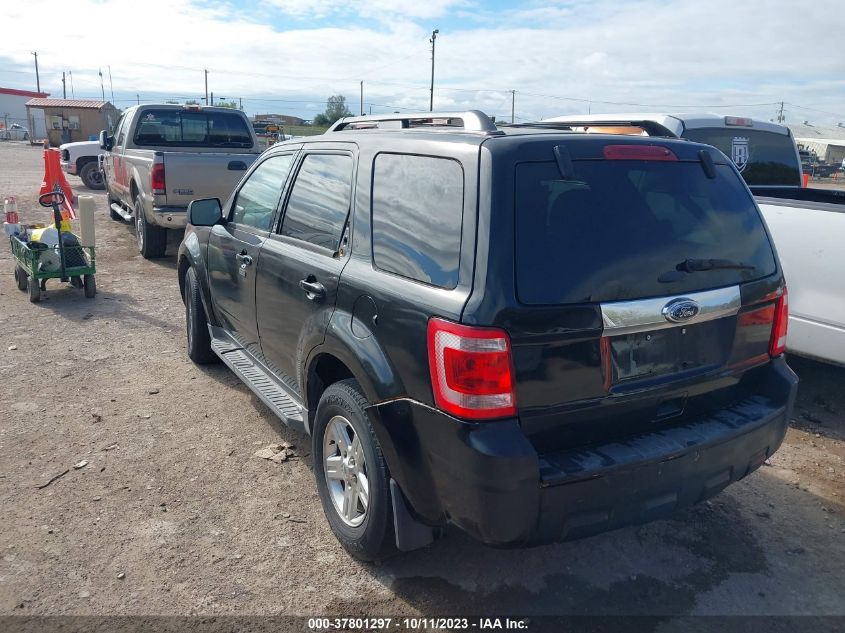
(188, 198, 223, 226)
(99, 130, 113, 151)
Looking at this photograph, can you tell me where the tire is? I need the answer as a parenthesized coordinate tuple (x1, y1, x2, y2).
(28, 276, 41, 303)
(79, 161, 104, 190)
(135, 198, 167, 259)
(14, 265, 28, 291)
(184, 267, 217, 364)
(313, 379, 395, 561)
(83, 274, 96, 298)
(23, 133, 29, 141)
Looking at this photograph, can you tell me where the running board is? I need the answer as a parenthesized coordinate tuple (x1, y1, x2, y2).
(210, 337, 308, 433)
(110, 203, 133, 221)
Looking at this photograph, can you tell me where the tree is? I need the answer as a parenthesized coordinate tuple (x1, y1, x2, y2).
(315, 95, 352, 126)
(215, 100, 240, 110)
(185, 99, 200, 105)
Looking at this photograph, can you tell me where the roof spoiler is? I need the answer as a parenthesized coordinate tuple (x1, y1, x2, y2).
(503, 119, 677, 138)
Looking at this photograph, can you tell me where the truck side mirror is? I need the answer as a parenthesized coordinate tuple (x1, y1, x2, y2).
(99, 130, 113, 151)
(188, 198, 223, 226)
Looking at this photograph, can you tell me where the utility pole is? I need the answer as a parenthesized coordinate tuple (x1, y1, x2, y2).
(68, 71, 75, 98)
(511, 90, 515, 123)
(429, 29, 439, 112)
(98, 68, 105, 101)
(62, 72, 66, 99)
(136, 94, 140, 105)
(31, 51, 40, 93)
(204, 69, 209, 104)
(210, 91, 214, 106)
(777, 101, 785, 123)
(360, 80, 364, 115)
(239, 97, 243, 110)
(108, 65, 115, 104)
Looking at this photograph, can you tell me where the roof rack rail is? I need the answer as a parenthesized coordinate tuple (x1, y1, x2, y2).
(328, 110, 501, 134)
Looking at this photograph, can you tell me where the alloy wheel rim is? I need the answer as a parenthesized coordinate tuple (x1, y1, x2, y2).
(323, 415, 369, 527)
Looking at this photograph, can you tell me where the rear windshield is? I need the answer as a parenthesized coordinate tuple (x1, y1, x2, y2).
(515, 159, 777, 305)
(681, 128, 800, 186)
(133, 109, 253, 148)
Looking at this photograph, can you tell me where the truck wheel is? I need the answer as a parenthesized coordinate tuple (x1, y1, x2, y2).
(15, 265, 28, 291)
(313, 379, 395, 561)
(23, 133, 29, 141)
(184, 267, 217, 364)
(79, 161, 105, 190)
(135, 198, 167, 259)
(28, 276, 41, 303)
(83, 274, 96, 298)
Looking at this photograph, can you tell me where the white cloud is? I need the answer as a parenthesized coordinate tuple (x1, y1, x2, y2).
(0, 0, 842, 124)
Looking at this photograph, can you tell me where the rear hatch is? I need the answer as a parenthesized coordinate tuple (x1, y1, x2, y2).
(489, 136, 785, 452)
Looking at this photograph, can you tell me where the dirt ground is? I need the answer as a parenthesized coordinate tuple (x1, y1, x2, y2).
(0, 140, 843, 620)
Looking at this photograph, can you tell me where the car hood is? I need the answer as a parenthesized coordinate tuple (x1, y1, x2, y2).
(59, 140, 100, 151)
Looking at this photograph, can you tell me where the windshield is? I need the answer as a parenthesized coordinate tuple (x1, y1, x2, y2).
(133, 109, 253, 148)
(515, 159, 777, 305)
(681, 128, 800, 186)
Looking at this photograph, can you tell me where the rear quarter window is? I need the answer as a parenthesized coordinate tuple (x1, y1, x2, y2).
(371, 153, 464, 289)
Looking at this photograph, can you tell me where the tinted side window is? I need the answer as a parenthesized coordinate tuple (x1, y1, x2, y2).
(280, 154, 353, 250)
(681, 128, 801, 186)
(371, 154, 463, 289)
(231, 154, 294, 231)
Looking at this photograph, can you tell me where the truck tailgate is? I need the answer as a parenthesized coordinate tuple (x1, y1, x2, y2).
(161, 152, 258, 207)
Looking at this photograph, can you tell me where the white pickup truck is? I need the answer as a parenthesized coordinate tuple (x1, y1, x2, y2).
(538, 113, 845, 366)
(60, 140, 105, 189)
(100, 104, 261, 258)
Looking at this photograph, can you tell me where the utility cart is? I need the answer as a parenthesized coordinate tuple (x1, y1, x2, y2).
(10, 192, 96, 303)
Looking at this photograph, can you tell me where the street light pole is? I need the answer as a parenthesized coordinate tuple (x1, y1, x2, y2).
(429, 29, 439, 112)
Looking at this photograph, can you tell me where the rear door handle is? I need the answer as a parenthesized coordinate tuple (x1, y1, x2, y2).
(236, 250, 253, 266)
(299, 278, 326, 301)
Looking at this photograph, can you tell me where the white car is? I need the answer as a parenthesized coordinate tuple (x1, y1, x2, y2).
(1, 123, 30, 141)
(60, 140, 105, 190)
(539, 113, 845, 366)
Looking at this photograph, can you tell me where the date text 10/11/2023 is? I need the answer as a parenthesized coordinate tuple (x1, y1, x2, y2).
(307, 617, 531, 630)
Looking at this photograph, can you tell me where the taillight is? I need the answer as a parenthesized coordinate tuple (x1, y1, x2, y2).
(151, 163, 166, 195)
(603, 145, 678, 161)
(769, 288, 788, 357)
(427, 317, 517, 420)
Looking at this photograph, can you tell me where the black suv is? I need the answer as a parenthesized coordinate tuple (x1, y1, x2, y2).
(177, 110, 797, 560)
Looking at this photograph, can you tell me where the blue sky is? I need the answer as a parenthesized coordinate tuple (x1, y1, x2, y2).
(2, 0, 844, 125)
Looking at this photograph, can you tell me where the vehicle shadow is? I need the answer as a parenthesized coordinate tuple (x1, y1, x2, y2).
(30, 286, 176, 330)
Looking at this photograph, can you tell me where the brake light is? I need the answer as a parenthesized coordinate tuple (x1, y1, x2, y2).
(603, 145, 678, 161)
(151, 163, 166, 195)
(427, 317, 517, 420)
(725, 116, 753, 127)
(769, 288, 788, 356)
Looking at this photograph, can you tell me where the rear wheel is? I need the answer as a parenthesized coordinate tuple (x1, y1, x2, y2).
(79, 161, 104, 190)
(83, 274, 96, 298)
(14, 265, 28, 291)
(184, 267, 217, 364)
(135, 198, 167, 259)
(28, 276, 41, 303)
(22, 133, 29, 141)
(313, 379, 395, 561)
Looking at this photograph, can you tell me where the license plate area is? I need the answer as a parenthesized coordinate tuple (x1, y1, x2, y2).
(607, 318, 733, 384)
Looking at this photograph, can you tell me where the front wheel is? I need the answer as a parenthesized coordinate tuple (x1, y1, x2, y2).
(184, 267, 217, 364)
(313, 379, 395, 561)
(79, 161, 105, 190)
(135, 198, 167, 259)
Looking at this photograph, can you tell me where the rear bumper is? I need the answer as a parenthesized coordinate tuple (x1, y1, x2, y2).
(368, 357, 798, 547)
(61, 160, 76, 175)
(151, 206, 187, 229)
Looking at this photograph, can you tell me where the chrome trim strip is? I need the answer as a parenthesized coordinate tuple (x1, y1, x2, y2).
(600, 286, 741, 336)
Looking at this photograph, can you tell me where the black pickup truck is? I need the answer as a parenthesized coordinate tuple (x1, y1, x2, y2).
(177, 111, 797, 560)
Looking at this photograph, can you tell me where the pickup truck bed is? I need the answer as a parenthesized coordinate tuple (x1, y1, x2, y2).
(753, 186, 845, 366)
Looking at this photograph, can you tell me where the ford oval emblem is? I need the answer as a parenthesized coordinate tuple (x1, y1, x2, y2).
(662, 298, 700, 323)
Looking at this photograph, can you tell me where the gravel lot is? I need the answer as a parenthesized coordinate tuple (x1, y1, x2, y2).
(0, 140, 843, 620)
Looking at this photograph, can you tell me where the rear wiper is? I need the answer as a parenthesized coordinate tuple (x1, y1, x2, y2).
(676, 258, 756, 273)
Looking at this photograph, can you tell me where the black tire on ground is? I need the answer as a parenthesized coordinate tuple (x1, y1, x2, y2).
(135, 198, 167, 259)
(14, 265, 28, 291)
(184, 267, 217, 364)
(313, 379, 396, 561)
(28, 276, 41, 303)
(23, 133, 29, 141)
(79, 161, 105, 190)
(83, 274, 96, 298)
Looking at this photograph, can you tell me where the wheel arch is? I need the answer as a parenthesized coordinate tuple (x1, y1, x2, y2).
(177, 233, 218, 326)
